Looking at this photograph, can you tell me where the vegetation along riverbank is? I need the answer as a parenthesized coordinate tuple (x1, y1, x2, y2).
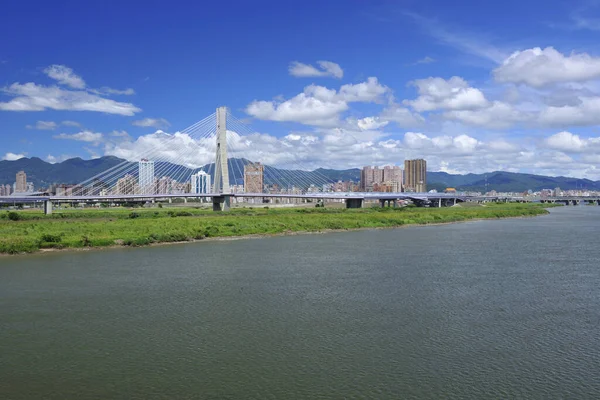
(0, 203, 553, 255)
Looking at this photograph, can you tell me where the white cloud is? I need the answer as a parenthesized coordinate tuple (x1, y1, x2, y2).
(44, 65, 86, 89)
(0, 82, 141, 115)
(444, 101, 525, 129)
(415, 56, 436, 64)
(104, 130, 217, 168)
(247, 93, 347, 127)
(380, 105, 425, 128)
(94, 124, 600, 180)
(494, 47, 600, 87)
(54, 131, 103, 144)
(543, 131, 600, 153)
(246, 78, 389, 126)
(403, 132, 480, 154)
(289, 61, 343, 78)
(132, 118, 171, 128)
(539, 96, 600, 126)
(26, 120, 57, 130)
(90, 87, 135, 96)
(404, 76, 488, 112)
(356, 117, 389, 130)
(46, 154, 74, 164)
(61, 120, 81, 127)
(338, 77, 389, 102)
(110, 130, 130, 138)
(2, 152, 26, 161)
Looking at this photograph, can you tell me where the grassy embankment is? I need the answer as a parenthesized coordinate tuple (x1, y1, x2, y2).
(0, 203, 553, 254)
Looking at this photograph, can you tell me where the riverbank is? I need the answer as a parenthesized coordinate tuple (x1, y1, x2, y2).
(0, 203, 553, 255)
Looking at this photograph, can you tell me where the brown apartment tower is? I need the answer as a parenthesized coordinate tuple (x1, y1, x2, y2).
(404, 159, 427, 192)
(244, 162, 264, 193)
(15, 170, 27, 193)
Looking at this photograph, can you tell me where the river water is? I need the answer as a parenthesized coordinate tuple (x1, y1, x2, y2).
(1, 206, 600, 399)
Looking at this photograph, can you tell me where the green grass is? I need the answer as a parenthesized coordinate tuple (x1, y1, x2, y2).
(0, 203, 552, 254)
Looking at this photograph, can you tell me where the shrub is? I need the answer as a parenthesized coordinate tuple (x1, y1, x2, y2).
(129, 212, 140, 219)
(7, 212, 21, 221)
(158, 203, 163, 208)
(81, 235, 92, 247)
(40, 233, 62, 243)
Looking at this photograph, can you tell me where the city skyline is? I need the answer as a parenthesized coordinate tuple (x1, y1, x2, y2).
(2, 1, 600, 180)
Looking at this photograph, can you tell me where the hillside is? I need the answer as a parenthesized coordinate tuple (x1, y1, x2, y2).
(1, 157, 599, 192)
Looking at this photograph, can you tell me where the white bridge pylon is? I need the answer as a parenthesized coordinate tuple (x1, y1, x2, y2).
(213, 106, 230, 194)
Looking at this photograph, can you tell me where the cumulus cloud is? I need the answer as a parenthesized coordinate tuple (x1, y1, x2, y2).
(0, 82, 141, 115)
(443, 101, 526, 129)
(26, 120, 57, 130)
(543, 131, 600, 153)
(380, 105, 425, 128)
(2, 152, 26, 161)
(91, 123, 600, 180)
(54, 131, 104, 144)
(338, 77, 389, 102)
(44, 64, 86, 89)
(132, 118, 171, 129)
(246, 78, 389, 126)
(494, 47, 600, 87)
(104, 130, 216, 168)
(404, 76, 488, 112)
(539, 96, 600, 126)
(355, 117, 389, 130)
(289, 61, 344, 78)
(402, 132, 480, 154)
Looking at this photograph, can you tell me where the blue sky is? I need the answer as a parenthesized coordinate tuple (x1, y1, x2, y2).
(2, 0, 600, 178)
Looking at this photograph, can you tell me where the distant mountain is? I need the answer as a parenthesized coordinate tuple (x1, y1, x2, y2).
(314, 168, 361, 182)
(0, 156, 124, 188)
(1, 156, 599, 192)
(427, 171, 600, 192)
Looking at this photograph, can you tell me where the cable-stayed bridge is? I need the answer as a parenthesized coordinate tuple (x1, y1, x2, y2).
(2, 107, 481, 214)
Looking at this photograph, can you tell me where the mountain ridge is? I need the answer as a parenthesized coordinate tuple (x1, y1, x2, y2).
(1, 156, 599, 192)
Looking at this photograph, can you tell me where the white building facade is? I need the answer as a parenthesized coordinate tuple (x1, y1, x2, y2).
(191, 170, 211, 195)
(138, 159, 155, 194)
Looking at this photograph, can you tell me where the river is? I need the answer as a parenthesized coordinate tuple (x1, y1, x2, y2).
(1, 206, 600, 399)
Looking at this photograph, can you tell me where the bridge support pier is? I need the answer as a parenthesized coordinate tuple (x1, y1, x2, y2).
(212, 195, 231, 212)
(345, 198, 363, 209)
(438, 198, 442, 208)
(379, 199, 386, 208)
(43, 200, 53, 215)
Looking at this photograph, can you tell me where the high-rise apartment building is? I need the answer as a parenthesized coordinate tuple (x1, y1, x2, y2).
(361, 165, 402, 192)
(244, 162, 264, 193)
(15, 171, 27, 193)
(404, 159, 427, 192)
(156, 176, 175, 195)
(191, 170, 211, 194)
(0, 184, 11, 196)
(360, 166, 381, 191)
(115, 174, 138, 195)
(138, 159, 155, 194)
